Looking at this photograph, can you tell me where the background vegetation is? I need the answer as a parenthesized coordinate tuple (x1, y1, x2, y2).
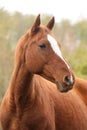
(0, 8, 87, 103)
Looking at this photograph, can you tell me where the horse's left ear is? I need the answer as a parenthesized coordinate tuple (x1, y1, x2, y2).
(46, 16, 55, 30)
(31, 14, 40, 34)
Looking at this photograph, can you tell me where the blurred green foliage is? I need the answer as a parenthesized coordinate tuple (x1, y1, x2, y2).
(0, 8, 87, 103)
(63, 44, 87, 79)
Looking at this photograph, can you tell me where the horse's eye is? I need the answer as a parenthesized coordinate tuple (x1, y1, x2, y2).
(39, 43, 46, 48)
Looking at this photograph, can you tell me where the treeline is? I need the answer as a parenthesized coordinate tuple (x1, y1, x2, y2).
(0, 8, 87, 102)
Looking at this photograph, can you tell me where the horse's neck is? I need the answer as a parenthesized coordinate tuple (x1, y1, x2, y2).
(9, 61, 33, 107)
(74, 77, 87, 105)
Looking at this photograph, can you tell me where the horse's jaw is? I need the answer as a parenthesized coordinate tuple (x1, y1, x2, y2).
(56, 81, 73, 93)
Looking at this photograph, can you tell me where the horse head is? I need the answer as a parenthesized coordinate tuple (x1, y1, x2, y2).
(17, 14, 75, 92)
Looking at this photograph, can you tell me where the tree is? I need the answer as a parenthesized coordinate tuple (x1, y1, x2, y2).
(74, 20, 87, 44)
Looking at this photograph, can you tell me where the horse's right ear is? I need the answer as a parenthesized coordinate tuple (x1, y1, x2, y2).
(31, 14, 40, 34)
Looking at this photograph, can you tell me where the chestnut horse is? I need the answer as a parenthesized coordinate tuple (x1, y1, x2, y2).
(0, 15, 87, 130)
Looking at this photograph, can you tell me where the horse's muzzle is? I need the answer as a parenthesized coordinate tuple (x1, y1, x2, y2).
(56, 75, 75, 92)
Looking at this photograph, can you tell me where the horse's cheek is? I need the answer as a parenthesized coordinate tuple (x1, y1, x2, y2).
(25, 54, 42, 73)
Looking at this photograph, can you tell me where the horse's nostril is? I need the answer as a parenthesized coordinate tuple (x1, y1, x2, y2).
(63, 75, 74, 86)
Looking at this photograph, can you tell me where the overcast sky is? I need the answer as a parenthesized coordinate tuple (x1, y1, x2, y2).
(0, 0, 87, 23)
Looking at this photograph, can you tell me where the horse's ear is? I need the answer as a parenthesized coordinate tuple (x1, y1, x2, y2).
(31, 14, 40, 34)
(46, 16, 55, 30)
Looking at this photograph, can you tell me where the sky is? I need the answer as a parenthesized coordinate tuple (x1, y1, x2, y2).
(0, 0, 87, 23)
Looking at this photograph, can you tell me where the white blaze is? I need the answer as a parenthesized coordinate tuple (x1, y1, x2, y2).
(47, 34, 70, 68)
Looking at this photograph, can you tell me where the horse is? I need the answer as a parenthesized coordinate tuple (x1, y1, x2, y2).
(0, 14, 87, 130)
